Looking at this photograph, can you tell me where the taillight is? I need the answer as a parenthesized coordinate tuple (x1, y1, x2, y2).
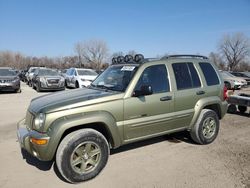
(223, 85, 228, 101)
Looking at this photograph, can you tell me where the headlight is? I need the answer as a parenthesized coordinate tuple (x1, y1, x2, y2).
(60, 77, 64, 82)
(12, 77, 19, 82)
(81, 78, 87, 81)
(34, 113, 46, 130)
(40, 77, 46, 83)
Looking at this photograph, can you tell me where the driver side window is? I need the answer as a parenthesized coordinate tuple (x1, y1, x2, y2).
(134, 64, 170, 94)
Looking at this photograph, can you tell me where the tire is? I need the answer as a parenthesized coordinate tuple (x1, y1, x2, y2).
(225, 82, 231, 90)
(32, 82, 35, 89)
(238, 105, 247, 114)
(227, 104, 237, 114)
(65, 80, 67, 88)
(75, 81, 79, 88)
(190, 109, 219, 145)
(56, 129, 109, 183)
(36, 85, 41, 92)
(15, 88, 21, 93)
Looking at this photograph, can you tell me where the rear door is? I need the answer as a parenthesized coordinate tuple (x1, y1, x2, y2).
(172, 62, 204, 127)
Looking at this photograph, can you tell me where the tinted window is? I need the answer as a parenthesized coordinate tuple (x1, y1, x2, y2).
(135, 64, 169, 94)
(188, 63, 201, 88)
(199, 63, 219, 86)
(172, 63, 192, 90)
(172, 63, 201, 90)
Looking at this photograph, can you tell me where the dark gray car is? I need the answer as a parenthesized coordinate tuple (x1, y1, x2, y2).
(0, 67, 21, 93)
(31, 68, 65, 92)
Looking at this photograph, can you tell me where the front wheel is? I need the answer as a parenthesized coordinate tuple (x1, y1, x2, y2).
(75, 81, 79, 88)
(190, 109, 219, 145)
(56, 129, 109, 183)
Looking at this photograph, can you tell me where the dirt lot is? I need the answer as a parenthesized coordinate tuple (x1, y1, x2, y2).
(0, 83, 249, 188)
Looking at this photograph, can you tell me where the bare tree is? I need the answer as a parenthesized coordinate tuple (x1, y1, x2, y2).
(74, 39, 109, 71)
(236, 61, 250, 72)
(208, 52, 226, 70)
(219, 33, 250, 71)
(127, 50, 137, 56)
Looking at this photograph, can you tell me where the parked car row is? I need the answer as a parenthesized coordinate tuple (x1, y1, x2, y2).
(0, 66, 100, 93)
(64, 68, 98, 88)
(219, 71, 249, 90)
(230, 72, 250, 85)
(0, 67, 21, 93)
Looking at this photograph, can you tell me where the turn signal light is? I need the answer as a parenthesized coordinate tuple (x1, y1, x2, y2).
(30, 138, 48, 145)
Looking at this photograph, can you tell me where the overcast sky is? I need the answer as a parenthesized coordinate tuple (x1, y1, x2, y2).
(0, 0, 250, 58)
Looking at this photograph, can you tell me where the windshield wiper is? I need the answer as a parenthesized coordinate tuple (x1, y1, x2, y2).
(89, 84, 113, 91)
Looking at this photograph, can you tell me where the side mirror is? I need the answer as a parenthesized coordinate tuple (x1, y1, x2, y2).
(133, 85, 153, 97)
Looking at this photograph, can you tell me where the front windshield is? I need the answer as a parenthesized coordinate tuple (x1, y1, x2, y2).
(91, 65, 138, 92)
(77, 69, 98, 76)
(0, 69, 16, 76)
(38, 69, 59, 76)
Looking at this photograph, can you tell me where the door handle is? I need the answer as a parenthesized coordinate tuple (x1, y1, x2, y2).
(196, 91, 205, 95)
(160, 96, 172, 101)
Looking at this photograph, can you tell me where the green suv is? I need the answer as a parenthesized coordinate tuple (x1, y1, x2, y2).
(17, 54, 228, 183)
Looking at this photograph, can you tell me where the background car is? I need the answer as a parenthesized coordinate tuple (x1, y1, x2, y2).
(220, 71, 247, 89)
(31, 68, 65, 92)
(0, 67, 21, 93)
(26, 67, 40, 86)
(19, 69, 28, 82)
(230, 72, 250, 86)
(65, 68, 98, 88)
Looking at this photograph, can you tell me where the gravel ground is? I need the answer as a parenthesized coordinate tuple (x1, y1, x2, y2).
(0, 82, 249, 188)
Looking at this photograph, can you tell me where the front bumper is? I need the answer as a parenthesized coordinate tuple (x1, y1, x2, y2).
(39, 81, 65, 91)
(17, 119, 51, 161)
(79, 80, 92, 88)
(0, 82, 20, 91)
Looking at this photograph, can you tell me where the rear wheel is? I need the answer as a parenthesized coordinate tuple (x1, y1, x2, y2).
(227, 104, 237, 114)
(190, 109, 219, 145)
(238, 105, 247, 114)
(56, 129, 109, 183)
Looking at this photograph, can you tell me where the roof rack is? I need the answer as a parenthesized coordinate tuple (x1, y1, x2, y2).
(161, 54, 208, 60)
(112, 54, 159, 65)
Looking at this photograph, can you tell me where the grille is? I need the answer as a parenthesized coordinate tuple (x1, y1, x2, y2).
(0, 79, 12, 83)
(47, 79, 60, 84)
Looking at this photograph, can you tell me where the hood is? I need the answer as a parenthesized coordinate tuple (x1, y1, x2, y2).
(79, 75, 97, 81)
(222, 76, 246, 82)
(29, 88, 115, 114)
(231, 77, 247, 82)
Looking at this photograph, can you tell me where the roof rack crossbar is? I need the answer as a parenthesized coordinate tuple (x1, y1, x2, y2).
(161, 54, 208, 60)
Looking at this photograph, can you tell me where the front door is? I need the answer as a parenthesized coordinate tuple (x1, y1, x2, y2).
(124, 64, 174, 141)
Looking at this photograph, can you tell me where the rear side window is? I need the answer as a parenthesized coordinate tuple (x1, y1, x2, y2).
(172, 63, 201, 90)
(199, 63, 220, 86)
